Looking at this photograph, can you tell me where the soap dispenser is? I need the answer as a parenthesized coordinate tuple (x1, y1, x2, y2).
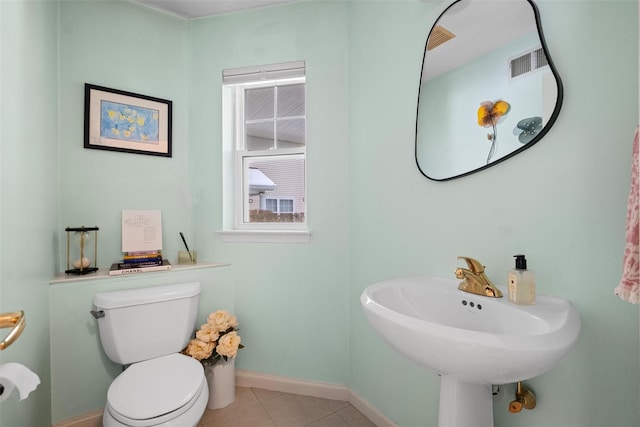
(508, 255, 536, 305)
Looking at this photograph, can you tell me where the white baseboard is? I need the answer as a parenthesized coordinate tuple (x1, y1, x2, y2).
(236, 369, 397, 427)
(55, 371, 397, 427)
(51, 409, 102, 427)
(347, 389, 397, 427)
(236, 369, 350, 400)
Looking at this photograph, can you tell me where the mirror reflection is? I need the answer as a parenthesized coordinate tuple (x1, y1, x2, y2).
(416, 0, 563, 181)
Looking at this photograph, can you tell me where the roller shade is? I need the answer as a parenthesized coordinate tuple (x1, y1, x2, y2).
(223, 61, 305, 85)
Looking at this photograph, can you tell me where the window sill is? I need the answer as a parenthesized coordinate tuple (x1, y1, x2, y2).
(216, 229, 311, 244)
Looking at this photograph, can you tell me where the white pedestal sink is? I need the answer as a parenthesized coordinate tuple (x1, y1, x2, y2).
(361, 275, 580, 427)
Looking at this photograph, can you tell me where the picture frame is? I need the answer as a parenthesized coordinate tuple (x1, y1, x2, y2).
(84, 84, 172, 157)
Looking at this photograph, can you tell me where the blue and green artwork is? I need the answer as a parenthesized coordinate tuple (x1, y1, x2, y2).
(100, 100, 159, 144)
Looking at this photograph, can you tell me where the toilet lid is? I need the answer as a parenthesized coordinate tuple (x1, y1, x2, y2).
(108, 353, 204, 421)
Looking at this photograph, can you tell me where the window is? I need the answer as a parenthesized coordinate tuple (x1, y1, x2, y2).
(221, 61, 308, 242)
(279, 199, 294, 213)
(264, 198, 294, 214)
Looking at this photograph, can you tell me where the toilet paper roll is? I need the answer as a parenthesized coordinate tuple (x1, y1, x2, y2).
(0, 363, 40, 402)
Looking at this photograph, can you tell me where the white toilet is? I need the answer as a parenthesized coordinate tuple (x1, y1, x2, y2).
(92, 282, 208, 427)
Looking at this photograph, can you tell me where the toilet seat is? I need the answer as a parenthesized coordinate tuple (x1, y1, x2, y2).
(106, 353, 205, 427)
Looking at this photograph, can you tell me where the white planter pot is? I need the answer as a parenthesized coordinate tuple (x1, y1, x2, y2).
(204, 358, 236, 409)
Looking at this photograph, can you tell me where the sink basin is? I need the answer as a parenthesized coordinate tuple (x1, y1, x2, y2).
(361, 275, 580, 427)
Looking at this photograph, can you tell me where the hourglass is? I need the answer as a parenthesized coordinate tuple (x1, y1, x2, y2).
(65, 226, 99, 275)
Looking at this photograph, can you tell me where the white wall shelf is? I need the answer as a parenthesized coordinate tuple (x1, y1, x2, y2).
(50, 262, 230, 285)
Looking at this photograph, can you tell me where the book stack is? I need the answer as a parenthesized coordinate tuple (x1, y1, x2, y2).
(108, 251, 172, 275)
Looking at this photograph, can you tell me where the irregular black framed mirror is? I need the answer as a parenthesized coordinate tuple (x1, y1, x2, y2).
(416, 0, 563, 181)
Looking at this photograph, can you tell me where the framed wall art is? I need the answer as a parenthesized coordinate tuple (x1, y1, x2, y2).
(84, 84, 172, 157)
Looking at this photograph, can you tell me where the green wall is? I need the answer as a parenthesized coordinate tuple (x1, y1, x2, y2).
(348, 1, 639, 426)
(57, 0, 192, 266)
(188, 0, 351, 386)
(1, 0, 638, 426)
(0, 1, 58, 425)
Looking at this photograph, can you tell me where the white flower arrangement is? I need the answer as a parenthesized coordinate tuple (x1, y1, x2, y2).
(183, 310, 244, 366)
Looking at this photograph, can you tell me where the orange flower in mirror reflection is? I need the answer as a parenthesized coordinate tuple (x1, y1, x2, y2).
(477, 100, 510, 165)
(477, 100, 510, 128)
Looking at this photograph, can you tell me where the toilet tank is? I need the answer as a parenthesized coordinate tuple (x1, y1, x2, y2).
(93, 282, 200, 365)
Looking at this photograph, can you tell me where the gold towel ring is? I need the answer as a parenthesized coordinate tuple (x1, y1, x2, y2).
(0, 311, 25, 350)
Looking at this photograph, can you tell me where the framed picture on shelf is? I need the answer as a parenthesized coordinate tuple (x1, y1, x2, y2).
(84, 84, 172, 157)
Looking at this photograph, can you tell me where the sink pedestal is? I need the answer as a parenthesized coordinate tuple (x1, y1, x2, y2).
(361, 276, 581, 427)
(439, 376, 493, 427)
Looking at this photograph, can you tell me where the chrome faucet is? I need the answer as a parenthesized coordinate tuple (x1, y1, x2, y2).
(455, 256, 503, 298)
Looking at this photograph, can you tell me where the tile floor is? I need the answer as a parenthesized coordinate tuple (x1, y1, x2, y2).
(197, 387, 377, 427)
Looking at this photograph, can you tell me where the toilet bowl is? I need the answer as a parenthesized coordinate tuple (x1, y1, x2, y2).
(103, 353, 208, 427)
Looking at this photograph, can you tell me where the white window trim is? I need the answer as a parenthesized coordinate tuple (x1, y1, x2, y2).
(217, 229, 311, 244)
(218, 62, 310, 244)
